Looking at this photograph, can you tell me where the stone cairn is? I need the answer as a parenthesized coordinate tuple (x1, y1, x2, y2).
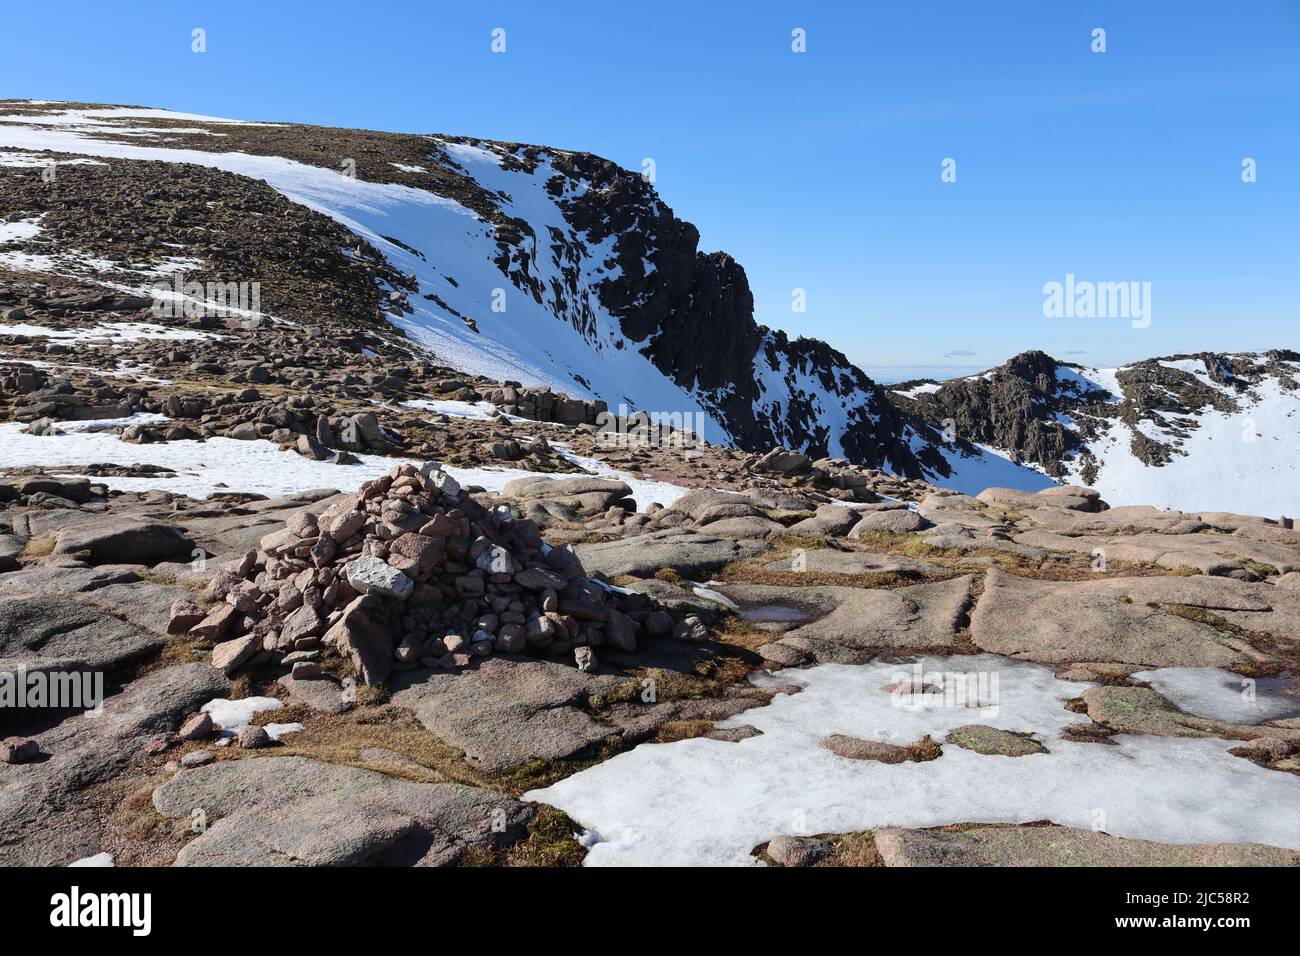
(185, 462, 691, 685)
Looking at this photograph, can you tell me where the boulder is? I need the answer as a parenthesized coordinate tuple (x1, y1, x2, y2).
(53, 519, 194, 566)
(574, 528, 768, 579)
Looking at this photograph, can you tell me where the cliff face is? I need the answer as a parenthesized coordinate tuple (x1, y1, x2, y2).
(894, 350, 1097, 477)
(540, 149, 939, 474)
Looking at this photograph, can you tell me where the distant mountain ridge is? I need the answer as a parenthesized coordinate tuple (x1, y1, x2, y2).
(892, 348, 1300, 515)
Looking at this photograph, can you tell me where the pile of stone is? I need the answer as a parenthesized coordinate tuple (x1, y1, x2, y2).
(186, 462, 684, 686)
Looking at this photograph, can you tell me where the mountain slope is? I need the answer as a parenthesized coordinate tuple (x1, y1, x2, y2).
(893, 349, 1300, 515)
(0, 101, 1048, 492)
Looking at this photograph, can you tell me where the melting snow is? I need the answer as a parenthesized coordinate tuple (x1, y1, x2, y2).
(400, 398, 521, 422)
(527, 655, 1300, 866)
(890, 382, 941, 399)
(0, 321, 214, 342)
(201, 696, 283, 729)
(0, 415, 689, 503)
(1133, 668, 1299, 725)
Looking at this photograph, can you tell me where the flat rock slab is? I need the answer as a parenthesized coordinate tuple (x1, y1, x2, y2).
(0, 565, 141, 597)
(969, 569, 1282, 668)
(153, 755, 530, 866)
(0, 594, 161, 674)
(73, 580, 193, 638)
(726, 575, 974, 664)
(761, 548, 940, 577)
(574, 528, 769, 579)
(922, 530, 1050, 560)
(0, 663, 229, 866)
(278, 673, 353, 715)
(848, 509, 932, 535)
(1020, 505, 1201, 535)
(784, 505, 862, 537)
(391, 658, 624, 772)
(916, 493, 1007, 530)
(872, 824, 1300, 867)
(180, 490, 345, 555)
(1013, 531, 1300, 576)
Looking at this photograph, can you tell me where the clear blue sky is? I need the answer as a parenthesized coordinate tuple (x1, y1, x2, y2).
(4, 1, 1297, 380)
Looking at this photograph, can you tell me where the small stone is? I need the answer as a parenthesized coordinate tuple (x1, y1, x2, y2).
(0, 737, 39, 764)
(495, 623, 526, 653)
(235, 725, 271, 749)
(1230, 737, 1293, 759)
(189, 603, 239, 641)
(945, 724, 1048, 757)
(673, 615, 708, 641)
(288, 512, 319, 538)
(210, 633, 261, 675)
(167, 598, 206, 635)
(180, 750, 215, 768)
(766, 834, 831, 867)
(428, 470, 460, 497)
(178, 712, 214, 741)
(645, 610, 675, 636)
(328, 510, 368, 541)
(819, 734, 914, 764)
(515, 567, 568, 591)
(604, 609, 638, 653)
(291, 660, 322, 679)
(345, 554, 414, 600)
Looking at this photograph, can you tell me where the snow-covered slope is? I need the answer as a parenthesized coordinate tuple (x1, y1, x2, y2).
(896, 350, 1300, 514)
(0, 101, 1053, 494)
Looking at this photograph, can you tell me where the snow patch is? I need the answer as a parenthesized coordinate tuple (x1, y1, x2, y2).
(528, 655, 1300, 866)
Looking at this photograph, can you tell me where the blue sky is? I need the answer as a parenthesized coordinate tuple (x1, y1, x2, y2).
(4, 0, 1297, 380)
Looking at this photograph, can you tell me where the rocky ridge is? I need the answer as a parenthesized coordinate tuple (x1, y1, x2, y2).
(894, 348, 1300, 512)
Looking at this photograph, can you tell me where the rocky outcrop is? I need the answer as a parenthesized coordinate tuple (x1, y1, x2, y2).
(897, 348, 1300, 491)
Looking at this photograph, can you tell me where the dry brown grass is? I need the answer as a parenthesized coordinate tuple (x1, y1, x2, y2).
(459, 805, 587, 867)
(266, 703, 488, 787)
(655, 719, 716, 743)
(19, 534, 56, 559)
(817, 831, 884, 867)
(588, 651, 756, 710)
